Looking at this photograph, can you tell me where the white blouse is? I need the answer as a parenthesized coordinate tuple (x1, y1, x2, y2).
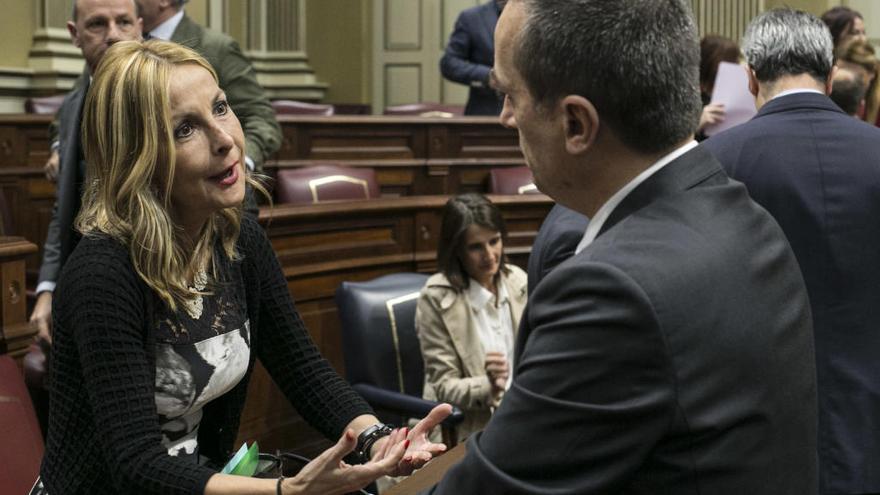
(466, 278, 515, 390)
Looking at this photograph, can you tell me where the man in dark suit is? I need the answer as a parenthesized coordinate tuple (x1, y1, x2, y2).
(29, 0, 143, 343)
(703, 9, 880, 494)
(427, 0, 817, 493)
(526, 203, 588, 291)
(440, 1, 505, 115)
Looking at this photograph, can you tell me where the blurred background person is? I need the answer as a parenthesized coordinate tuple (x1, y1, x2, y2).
(35, 40, 449, 495)
(416, 193, 527, 443)
(822, 6, 867, 51)
(835, 37, 880, 125)
(440, 1, 506, 115)
(830, 65, 867, 118)
(697, 34, 741, 139)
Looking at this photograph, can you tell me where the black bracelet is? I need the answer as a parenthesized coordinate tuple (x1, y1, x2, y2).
(276, 475, 284, 495)
(355, 423, 393, 464)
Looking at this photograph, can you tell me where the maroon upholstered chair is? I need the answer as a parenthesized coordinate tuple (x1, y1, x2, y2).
(271, 100, 335, 116)
(24, 94, 67, 114)
(0, 355, 44, 494)
(383, 103, 464, 117)
(488, 166, 540, 195)
(275, 164, 380, 204)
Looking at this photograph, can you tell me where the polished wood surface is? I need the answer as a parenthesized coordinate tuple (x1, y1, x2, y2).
(238, 195, 552, 456)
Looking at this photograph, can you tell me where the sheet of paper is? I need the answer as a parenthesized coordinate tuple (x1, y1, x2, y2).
(704, 61, 757, 136)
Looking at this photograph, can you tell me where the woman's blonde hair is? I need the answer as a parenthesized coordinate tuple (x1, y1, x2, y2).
(78, 40, 261, 310)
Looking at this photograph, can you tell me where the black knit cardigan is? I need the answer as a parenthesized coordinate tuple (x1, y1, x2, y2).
(40, 218, 372, 494)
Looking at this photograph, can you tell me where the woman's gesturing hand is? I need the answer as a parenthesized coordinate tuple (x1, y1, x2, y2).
(371, 403, 454, 477)
(283, 428, 408, 495)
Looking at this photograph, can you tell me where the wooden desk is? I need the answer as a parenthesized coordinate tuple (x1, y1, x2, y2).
(238, 195, 552, 456)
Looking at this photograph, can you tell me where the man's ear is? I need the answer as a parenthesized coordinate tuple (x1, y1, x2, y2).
(825, 65, 839, 96)
(560, 95, 599, 155)
(67, 21, 81, 48)
(746, 66, 759, 97)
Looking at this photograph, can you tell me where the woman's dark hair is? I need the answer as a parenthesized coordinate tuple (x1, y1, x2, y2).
(700, 35, 740, 100)
(822, 6, 863, 49)
(437, 194, 509, 291)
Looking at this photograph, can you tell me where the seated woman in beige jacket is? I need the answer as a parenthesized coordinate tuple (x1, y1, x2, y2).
(415, 194, 527, 442)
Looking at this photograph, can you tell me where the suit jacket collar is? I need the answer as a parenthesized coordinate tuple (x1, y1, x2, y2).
(170, 13, 202, 48)
(754, 91, 843, 119)
(598, 145, 724, 239)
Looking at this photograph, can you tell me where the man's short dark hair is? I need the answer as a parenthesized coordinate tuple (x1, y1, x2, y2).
(830, 71, 866, 116)
(742, 8, 834, 85)
(514, 0, 702, 154)
(437, 194, 510, 291)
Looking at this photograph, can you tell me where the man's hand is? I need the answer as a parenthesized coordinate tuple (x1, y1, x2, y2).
(30, 291, 53, 345)
(485, 351, 510, 397)
(371, 403, 453, 476)
(44, 150, 60, 182)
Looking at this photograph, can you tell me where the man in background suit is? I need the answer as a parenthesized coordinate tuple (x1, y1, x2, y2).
(703, 9, 880, 494)
(136, 0, 280, 172)
(29, 0, 143, 343)
(427, 0, 817, 492)
(526, 203, 588, 291)
(440, 1, 505, 115)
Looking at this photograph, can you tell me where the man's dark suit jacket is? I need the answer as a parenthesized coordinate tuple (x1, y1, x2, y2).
(703, 92, 880, 494)
(37, 80, 88, 286)
(440, 1, 503, 115)
(426, 146, 818, 494)
(526, 203, 589, 292)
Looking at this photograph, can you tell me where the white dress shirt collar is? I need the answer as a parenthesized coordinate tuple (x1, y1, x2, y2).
(149, 9, 185, 41)
(770, 88, 824, 101)
(574, 140, 699, 255)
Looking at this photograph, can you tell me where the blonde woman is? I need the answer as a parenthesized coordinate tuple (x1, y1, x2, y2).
(415, 194, 527, 443)
(34, 40, 449, 495)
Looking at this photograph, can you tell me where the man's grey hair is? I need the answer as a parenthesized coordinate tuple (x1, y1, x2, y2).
(516, 0, 702, 154)
(72, 0, 140, 22)
(742, 8, 834, 84)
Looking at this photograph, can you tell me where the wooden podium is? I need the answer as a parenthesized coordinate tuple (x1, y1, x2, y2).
(385, 442, 467, 494)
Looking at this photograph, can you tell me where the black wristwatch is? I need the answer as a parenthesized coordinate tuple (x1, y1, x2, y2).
(354, 423, 393, 463)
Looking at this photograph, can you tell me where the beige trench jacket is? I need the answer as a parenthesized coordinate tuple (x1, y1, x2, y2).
(415, 265, 527, 442)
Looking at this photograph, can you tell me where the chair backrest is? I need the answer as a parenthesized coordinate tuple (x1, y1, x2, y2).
(271, 99, 335, 116)
(383, 103, 464, 117)
(488, 166, 540, 195)
(24, 94, 66, 114)
(0, 355, 44, 494)
(275, 164, 380, 204)
(336, 273, 429, 400)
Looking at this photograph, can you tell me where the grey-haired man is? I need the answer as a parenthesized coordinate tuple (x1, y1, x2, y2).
(704, 8, 880, 494)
